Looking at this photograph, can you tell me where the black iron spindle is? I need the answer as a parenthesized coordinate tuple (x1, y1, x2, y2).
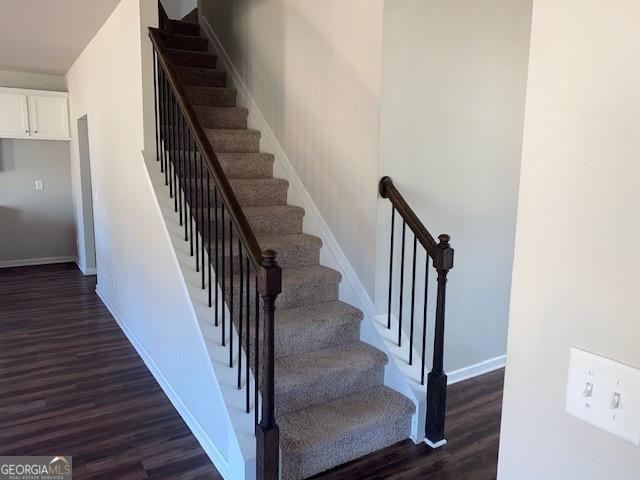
(214, 188, 219, 326)
(177, 112, 183, 226)
(238, 242, 244, 389)
(200, 145, 205, 287)
(221, 206, 226, 345)
(229, 218, 234, 368)
(245, 256, 250, 414)
(195, 143, 200, 273)
(409, 236, 417, 365)
(208, 173, 212, 308)
(254, 278, 260, 434)
(398, 220, 406, 346)
(387, 207, 395, 329)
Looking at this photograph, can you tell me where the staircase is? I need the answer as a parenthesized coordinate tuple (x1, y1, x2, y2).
(151, 13, 416, 480)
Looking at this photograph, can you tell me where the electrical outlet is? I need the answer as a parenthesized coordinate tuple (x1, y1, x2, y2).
(565, 347, 640, 446)
(35, 180, 43, 191)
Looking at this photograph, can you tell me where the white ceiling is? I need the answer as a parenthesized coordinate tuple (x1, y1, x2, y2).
(0, 0, 122, 76)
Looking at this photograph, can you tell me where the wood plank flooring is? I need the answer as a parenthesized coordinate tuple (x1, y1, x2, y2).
(0, 263, 503, 479)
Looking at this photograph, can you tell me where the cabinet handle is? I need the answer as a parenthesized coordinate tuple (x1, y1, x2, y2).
(34, 130, 38, 134)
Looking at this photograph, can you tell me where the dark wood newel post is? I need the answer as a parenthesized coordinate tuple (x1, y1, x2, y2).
(426, 234, 454, 445)
(257, 250, 281, 480)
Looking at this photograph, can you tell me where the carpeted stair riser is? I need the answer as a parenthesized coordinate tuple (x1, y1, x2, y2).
(186, 86, 237, 107)
(279, 387, 415, 480)
(181, 177, 287, 206)
(175, 151, 273, 179)
(205, 129, 260, 152)
(190, 205, 303, 237)
(228, 179, 288, 206)
(170, 19, 200, 36)
(204, 233, 321, 269)
(177, 67, 227, 88)
(220, 265, 340, 312)
(168, 49, 217, 69)
(162, 34, 208, 52)
(274, 342, 387, 415)
(195, 106, 248, 129)
(234, 301, 363, 361)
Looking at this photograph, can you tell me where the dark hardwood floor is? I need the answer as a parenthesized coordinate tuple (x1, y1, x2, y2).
(0, 263, 503, 479)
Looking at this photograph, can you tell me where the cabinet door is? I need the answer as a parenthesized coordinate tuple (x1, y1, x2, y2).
(0, 92, 30, 138)
(28, 94, 70, 140)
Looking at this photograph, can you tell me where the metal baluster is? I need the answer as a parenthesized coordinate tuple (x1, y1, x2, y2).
(163, 74, 168, 183)
(214, 188, 219, 326)
(188, 131, 193, 256)
(200, 147, 205, 288)
(153, 51, 159, 165)
(208, 172, 212, 308)
(398, 220, 406, 346)
(245, 256, 250, 414)
(387, 207, 395, 329)
(409, 236, 417, 365)
(172, 99, 178, 211)
(254, 278, 260, 434)
(159, 66, 165, 175)
(221, 205, 226, 345)
(229, 218, 234, 368)
(195, 141, 200, 273)
(177, 115, 181, 225)
(421, 256, 430, 385)
(238, 242, 244, 389)
(168, 90, 174, 198)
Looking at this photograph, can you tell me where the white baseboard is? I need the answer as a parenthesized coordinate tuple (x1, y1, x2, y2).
(95, 286, 230, 479)
(200, 16, 374, 319)
(447, 354, 506, 385)
(0, 256, 76, 269)
(424, 438, 447, 449)
(75, 259, 97, 276)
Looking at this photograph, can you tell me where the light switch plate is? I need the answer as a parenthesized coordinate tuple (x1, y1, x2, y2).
(566, 347, 640, 446)
(35, 180, 43, 191)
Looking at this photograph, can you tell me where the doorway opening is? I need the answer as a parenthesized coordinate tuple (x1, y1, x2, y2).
(77, 115, 97, 275)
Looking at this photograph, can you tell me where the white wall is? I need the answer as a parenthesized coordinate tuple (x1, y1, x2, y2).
(498, 1, 640, 478)
(163, 0, 197, 19)
(0, 70, 74, 265)
(376, 0, 532, 374)
(199, 0, 385, 297)
(66, 0, 241, 473)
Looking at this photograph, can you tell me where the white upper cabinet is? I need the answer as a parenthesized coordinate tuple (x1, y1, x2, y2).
(0, 87, 70, 141)
(28, 93, 70, 140)
(0, 91, 30, 138)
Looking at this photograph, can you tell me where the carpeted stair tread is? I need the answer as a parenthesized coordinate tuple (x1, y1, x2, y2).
(279, 386, 415, 479)
(205, 129, 260, 153)
(167, 49, 217, 69)
(275, 342, 387, 415)
(241, 205, 304, 235)
(169, 19, 200, 36)
(176, 66, 227, 88)
(195, 106, 248, 129)
(186, 86, 236, 107)
(162, 33, 208, 51)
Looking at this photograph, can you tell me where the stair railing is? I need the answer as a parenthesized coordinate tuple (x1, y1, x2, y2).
(149, 17, 281, 480)
(378, 176, 454, 446)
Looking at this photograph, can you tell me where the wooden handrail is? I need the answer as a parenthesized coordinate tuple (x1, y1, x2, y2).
(149, 27, 280, 295)
(379, 176, 440, 258)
